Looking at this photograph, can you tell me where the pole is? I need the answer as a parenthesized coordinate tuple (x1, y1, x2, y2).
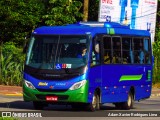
(83, 0, 89, 22)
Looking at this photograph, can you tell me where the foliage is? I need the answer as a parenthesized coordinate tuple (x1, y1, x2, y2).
(78, 0, 99, 21)
(0, 0, 83, 46)
(152, 0, 160, 84)
(0, 0, 83, 86)
(153, 28, 160, 84)
(88, 0, 99, 21)
(43, 0, 83, 25)
(0, 0, 45, 46)
(0, 42, 25, 86)
(0, 118, 19, 120)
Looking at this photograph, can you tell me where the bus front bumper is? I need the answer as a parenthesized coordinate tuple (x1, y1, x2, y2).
(23, 83, 88, 103)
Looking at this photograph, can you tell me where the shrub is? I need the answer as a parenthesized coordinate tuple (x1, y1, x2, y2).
(152, 29, 160, 84)
(0, 42, 25, 86)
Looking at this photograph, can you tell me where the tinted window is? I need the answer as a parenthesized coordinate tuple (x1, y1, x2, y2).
(122, 37, 132, 64)
(103, 37, 112, 64)
(112, 37, 122, 64)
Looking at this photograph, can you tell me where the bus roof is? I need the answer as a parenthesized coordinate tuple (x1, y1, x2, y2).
(33, 22, 150, 37)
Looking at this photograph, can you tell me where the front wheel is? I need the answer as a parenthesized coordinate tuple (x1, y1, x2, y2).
(87, 92, 100, 111)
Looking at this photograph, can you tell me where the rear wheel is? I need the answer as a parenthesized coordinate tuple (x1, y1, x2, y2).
(115, 91, 134, 110)
(122, 91, 134, 110)
(87, 92, 100, 111)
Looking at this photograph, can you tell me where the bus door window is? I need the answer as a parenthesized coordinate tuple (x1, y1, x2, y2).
(91, 38, 101, 66)
(103, 37, 112, 64)
(122, 37, 132, 64)
(112, 37, 122, 64)
(133, 38, 144, 64)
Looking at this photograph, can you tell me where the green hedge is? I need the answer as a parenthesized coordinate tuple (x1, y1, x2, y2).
(0, 42, 25, 86)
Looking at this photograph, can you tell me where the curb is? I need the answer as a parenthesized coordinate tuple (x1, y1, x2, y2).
(0, 85, 23, 97)
(0, 92, 23, 97)
(5, 93, 23, 96)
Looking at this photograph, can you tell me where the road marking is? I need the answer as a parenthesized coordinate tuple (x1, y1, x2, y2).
(5, 93, 23, 96)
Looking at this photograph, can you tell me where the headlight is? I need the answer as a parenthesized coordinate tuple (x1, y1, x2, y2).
(24, 80, 35, 89)
(69, 80, 87, 90)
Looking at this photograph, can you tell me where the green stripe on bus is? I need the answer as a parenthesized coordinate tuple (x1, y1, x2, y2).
(119, 74, 143, 81)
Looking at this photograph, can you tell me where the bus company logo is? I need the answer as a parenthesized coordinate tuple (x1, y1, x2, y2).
(38, 82, 48, 86)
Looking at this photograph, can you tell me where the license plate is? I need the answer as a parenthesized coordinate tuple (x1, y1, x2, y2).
(46, 96, 58, 101)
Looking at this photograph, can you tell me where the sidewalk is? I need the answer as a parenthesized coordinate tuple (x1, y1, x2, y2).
(0, 85, 160, 97)
(151, 88, 160, 97)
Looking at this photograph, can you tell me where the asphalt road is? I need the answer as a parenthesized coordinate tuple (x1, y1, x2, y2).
(0, 95, 160, 120)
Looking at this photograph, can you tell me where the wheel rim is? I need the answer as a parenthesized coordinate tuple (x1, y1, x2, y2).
(127, 93, 132, 107)
(92, 94, 97, 109)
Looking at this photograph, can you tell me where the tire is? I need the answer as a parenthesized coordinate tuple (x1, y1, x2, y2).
(122, 91, 134, 110)
(87, 92, 100, 111)
(33, 101, 45, 110)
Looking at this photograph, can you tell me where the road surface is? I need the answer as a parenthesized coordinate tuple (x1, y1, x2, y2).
(0, 95, 160, 120)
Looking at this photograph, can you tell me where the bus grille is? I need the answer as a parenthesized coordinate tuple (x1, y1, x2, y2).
(37, 89, 68, 92)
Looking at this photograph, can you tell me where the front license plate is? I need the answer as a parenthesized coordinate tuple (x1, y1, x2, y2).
(46, 96, 58, 101)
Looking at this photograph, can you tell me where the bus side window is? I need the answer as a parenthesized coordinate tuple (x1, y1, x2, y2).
(144, 38, 151, 64)
(133, 38, 144, 64)
(122, 37, 132, 64)
(103, 37, 112, 64)
(112, 37, 122, 64)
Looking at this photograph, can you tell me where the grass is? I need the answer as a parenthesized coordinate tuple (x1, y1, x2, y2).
(0, 118, 19, 120)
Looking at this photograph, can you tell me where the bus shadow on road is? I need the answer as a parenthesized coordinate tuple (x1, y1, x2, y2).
(0, 101, 33, 110)
(0, 100, 120, 112)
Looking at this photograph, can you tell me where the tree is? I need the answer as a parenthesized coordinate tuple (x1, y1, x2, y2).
(156, 0, 160, 28)
(0, 0, 45, 46)
(43, 0, 83, 25)
(83, 0, 89, 21)
(0, 0, 83, 46)
(88, 0, 99, 21)
(152, 0, 160, 83)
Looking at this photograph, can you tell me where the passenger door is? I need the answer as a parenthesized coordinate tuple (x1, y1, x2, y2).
(88, 35, 102, 92)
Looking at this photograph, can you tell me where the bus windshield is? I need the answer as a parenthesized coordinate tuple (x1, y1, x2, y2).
(26, 35, 90, 70)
